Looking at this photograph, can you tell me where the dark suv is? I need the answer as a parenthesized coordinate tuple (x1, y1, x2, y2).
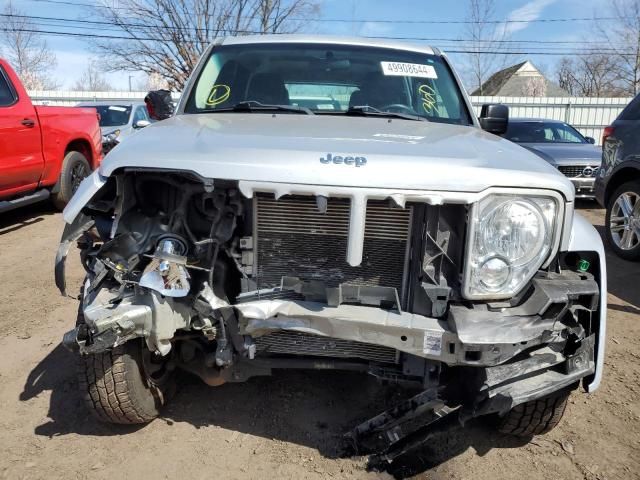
(595, 94, 640, 260)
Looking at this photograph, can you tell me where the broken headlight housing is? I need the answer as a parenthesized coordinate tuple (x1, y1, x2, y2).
(463, 193, 559, 299)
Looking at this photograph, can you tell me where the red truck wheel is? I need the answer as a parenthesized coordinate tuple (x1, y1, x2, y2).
(52, 151, 91, 210)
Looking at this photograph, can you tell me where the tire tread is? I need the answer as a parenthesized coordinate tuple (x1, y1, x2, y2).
(498, 391, 569, 437)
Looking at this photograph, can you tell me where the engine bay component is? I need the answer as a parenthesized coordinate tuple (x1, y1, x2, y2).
(140, 236, 191, 297)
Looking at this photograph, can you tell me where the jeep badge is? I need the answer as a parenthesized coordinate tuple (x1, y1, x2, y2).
(320, 153, 367, 167)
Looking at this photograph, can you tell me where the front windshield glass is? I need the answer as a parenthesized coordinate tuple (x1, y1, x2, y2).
(184, 43, 472, 125)
(505, 121, 587, 144)
(94, 105, 132, 127)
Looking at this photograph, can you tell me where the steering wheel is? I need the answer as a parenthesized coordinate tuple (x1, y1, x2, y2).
(380, 103, 416, 114)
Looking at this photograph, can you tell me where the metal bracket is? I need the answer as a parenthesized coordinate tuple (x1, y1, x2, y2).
(326, 284, 401, 311)
(421, 283, 451, 317)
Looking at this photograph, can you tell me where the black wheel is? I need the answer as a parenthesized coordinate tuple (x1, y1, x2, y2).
(52, 151, 91, 210)
(605, 180, 640, 260)
(76, 311, 175, 424)
(496, 390, 570, 437)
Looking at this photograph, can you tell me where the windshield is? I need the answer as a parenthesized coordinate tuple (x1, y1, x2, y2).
(504, 121, 587, 144)
(184, 43, 472, 125)
(93, 105, 132, 127)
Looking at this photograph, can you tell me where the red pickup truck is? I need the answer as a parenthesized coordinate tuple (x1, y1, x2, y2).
(0, 59, 102, 213)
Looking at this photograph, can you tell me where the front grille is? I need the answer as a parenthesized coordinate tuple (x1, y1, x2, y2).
(558, 165, 599, 178)
(254, 194, 411, 292)
(255, 331, 399, 364)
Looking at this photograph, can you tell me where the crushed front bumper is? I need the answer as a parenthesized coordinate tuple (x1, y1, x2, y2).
(63, 268, 600, 412)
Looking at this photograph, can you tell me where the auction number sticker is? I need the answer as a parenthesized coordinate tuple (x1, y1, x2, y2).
(381, 61, 438, 79)
(423, 331, 443, 356)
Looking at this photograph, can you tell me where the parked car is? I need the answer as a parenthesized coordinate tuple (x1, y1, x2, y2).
(595, 94, 640, 259)
(76, 101, 152, 152)
(502, 118, 601, 199)
(0, 59, 102, 213)
(56, 36, 605, 459)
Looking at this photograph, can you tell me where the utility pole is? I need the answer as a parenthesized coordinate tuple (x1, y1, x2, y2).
(128, 75, 133, 92)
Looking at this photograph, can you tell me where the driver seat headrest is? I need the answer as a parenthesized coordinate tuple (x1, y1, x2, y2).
(246, 72, 290, 105)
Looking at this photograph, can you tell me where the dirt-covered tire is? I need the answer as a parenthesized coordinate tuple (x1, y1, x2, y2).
(496, 390, 570, 437)
(52, 151, 91, 210)
(76, 312, 174, 424)
(605, 181, 640, 261)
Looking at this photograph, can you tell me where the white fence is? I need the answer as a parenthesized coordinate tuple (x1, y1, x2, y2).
(29, 90, 632, 145)
(29, 90, 150, 105)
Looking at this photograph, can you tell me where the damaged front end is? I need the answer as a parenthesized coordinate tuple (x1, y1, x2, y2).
(56, 169, 605, 448)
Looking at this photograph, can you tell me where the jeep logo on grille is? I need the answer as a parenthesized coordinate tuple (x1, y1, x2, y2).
(320, 153, 367, 167)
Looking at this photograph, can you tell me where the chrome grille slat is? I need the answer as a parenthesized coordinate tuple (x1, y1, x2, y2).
(255, 331, 398, 364)
(558, 165, 599, 178)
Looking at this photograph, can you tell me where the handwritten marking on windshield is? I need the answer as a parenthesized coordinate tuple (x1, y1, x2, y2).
(206, 84, 231, 106)
(418, 84, 437, 113)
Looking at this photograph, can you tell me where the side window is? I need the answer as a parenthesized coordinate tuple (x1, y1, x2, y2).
(619, 95, 640, 121)
(555, 124, 583, 143)
(133, 106, 148, 123)
(0, 68, 16, 107)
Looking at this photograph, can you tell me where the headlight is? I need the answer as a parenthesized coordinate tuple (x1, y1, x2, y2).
(103, 130, 121, 143)
(463, 193, 559, 299)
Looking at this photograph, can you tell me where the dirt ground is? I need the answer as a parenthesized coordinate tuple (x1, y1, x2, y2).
(0, 201, 638, 480)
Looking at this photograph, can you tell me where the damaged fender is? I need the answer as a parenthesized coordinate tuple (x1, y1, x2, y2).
(62, 170, 108, 224)
(567, 212, 607, 392)
(55, 212, 95, 296)
(55, 170, 107, 296)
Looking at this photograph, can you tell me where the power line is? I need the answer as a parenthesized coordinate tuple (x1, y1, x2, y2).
(25, 0, 620, 25)
(1, 13, 631, 49)
(2, 26, 638, 57)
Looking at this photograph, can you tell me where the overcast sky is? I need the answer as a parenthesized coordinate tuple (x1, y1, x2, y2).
(3, 0, 611, 90)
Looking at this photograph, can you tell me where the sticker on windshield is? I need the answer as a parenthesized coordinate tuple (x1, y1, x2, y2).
(381, 61, 438, 79)
(108, 106, 127, 112)
(206, 84, 231, 107)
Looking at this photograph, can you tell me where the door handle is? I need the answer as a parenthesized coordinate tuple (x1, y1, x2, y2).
(21, 118, 35, 128)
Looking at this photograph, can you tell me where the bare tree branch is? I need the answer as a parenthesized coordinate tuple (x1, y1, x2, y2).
(89, 0, 320, 90)
(73, 58, 111, 91)
(556, 54, 625, 96)
(0, 0, 58, 90)
(595, 0, 640, 95)
(462, 0, 514, 94)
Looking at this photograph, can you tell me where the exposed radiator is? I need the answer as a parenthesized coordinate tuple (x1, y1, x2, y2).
(254, 331, 399, 364)
(254, 194, 411, 292)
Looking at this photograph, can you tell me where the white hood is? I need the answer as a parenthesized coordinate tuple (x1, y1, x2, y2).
(100, 113, 574, 199)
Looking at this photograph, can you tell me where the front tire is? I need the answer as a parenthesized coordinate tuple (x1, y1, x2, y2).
(496, 390, 570, 437)
(76, 309, 175, 424)
(605, 181, 640, 260)
(52, 151, 91, 210)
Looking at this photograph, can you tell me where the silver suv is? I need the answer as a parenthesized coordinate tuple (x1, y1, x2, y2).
(56, 36, 606, 460)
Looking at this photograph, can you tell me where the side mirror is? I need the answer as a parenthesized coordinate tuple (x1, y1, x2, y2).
(134, 119, 151, 129)
(585, 136, 596, 144)
(479, 104, 509, 135)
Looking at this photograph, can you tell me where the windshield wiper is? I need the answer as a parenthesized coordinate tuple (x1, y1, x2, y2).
(346, 105, 428, 122)
(202, 101, 314, 115)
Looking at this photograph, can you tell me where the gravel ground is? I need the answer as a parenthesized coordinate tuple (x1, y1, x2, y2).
(0, 201, 638, 480)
